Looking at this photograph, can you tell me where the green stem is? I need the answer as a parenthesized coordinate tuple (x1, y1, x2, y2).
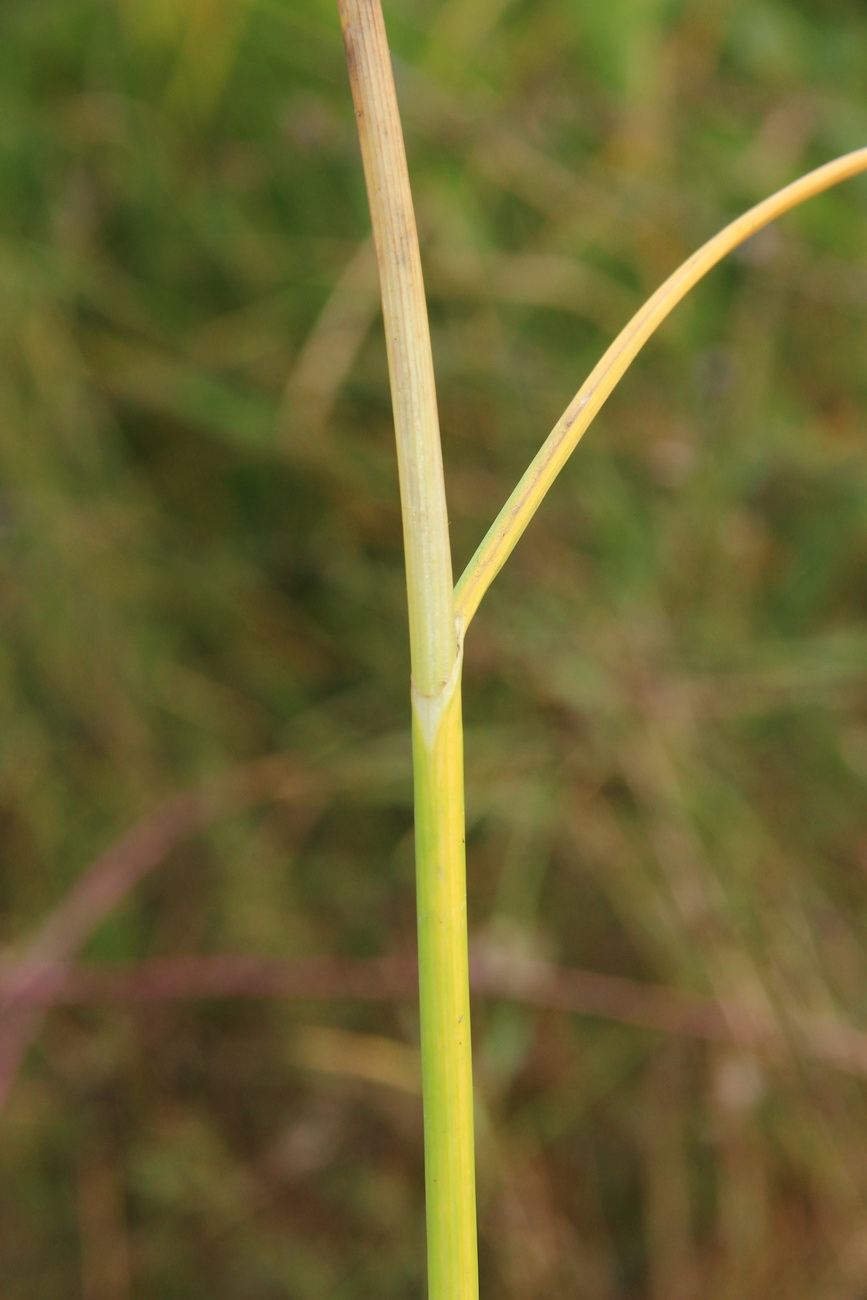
(338, 1, 478, 1294)
(413, 649, 478, 1295)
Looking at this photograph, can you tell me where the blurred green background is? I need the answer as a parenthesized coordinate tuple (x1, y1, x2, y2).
(1, 0, 867, 1295)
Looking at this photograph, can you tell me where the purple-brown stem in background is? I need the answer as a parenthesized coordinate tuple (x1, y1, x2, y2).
(5, 754, 867, 1111)
(3, 951, 867, 1091)
(0, 756, 318, 1108)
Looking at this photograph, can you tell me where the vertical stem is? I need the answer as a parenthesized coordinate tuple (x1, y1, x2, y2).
(337, 1, 479, 1295)
(338, 0, 453, 694)
(413, 658, 478, 1297)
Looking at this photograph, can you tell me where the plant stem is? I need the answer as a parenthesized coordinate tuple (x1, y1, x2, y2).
(413, 655, 478, 1295)
(338, 1, 478, 1294)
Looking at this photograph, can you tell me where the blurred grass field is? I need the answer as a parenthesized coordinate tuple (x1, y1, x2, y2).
(1, 0, 867, 1295)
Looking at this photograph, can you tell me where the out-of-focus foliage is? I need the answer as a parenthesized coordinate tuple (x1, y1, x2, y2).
(1, 0, 866, 1295)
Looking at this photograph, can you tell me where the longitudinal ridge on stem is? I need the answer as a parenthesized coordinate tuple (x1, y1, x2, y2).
(338, 0, 456, 695)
